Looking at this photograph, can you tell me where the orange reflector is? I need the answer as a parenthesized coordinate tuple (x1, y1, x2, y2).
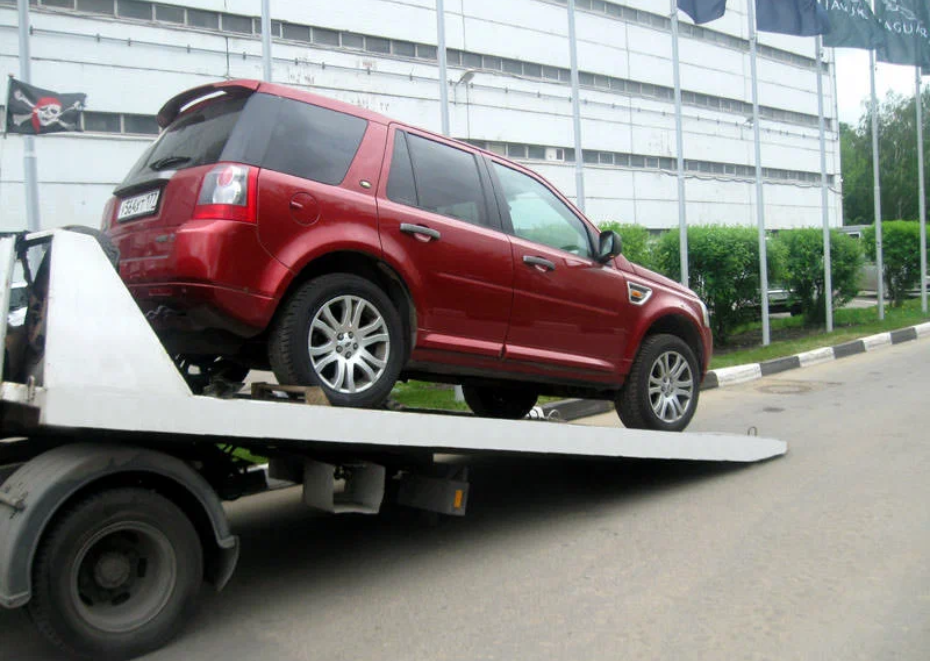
(454, 489, 464, 509)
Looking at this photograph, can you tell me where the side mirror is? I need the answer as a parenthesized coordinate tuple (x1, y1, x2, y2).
(597, 230, 622, 263)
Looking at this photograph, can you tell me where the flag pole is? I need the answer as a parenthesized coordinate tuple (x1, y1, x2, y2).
(916, 65, 927, 314)
(261, 0, 272, 82)
(869, 46, 885, 319)
(437, 0, 450, 136)
(816, 36, 833, 332)
(567, 0, 586, 211)
(670, 0, 689, 288)
(747, 0, 771, 346)
(16, 0, 40, 233)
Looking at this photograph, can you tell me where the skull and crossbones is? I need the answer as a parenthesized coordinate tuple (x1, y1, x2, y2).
(12, 89, 83, 132)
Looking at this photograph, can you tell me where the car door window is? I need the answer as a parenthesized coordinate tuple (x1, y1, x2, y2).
(387, 131, 418, 207)
(492, 162, 592, 258)
(402, 132, 489, 227)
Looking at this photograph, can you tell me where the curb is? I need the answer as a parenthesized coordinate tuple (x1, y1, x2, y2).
(541, 321, 930, 422)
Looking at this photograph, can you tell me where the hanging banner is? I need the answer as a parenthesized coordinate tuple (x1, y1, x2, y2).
(875, 0, 930, 66)
(5, 78, 86, 135)
(819, 0, 885, 49)
(677, 0, 727, 24)
(756, 0, 832, 36)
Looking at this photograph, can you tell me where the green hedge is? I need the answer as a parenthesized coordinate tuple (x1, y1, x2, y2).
(863, 221, 927, 306)
(598, 222, 656, 270)
(654, 226, 777, 343)
(773, 229, 863, 323)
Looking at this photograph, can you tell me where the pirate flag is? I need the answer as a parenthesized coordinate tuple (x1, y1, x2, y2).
(5, 78, 86, 135)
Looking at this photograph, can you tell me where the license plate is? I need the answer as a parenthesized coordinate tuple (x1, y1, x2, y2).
(118, 190, 160, 221)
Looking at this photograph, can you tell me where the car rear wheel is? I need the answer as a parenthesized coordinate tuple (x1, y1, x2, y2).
(462, 385, 538, 419)
(615, 334, 699, 432)
(269, 274, 404, 408)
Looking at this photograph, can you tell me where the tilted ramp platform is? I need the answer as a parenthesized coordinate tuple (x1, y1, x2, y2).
(0, 231, 786, 463)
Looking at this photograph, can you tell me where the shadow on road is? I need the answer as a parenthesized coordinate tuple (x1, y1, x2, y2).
(0, 455, 755, 659)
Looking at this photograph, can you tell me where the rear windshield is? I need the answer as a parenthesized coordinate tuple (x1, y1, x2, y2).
(120, 91, 367, 189)
(122, 94, 247, 184)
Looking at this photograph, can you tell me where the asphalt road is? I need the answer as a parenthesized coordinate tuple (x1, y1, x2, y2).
(2, 338, 929, 660)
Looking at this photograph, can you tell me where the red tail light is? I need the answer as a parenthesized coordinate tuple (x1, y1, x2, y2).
(193, 163, 258, 222)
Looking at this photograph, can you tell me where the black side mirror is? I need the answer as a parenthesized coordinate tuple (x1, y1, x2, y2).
(597, 230, 622, 263)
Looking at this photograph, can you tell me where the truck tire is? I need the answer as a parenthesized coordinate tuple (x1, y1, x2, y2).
(615, 334, 699, 432)
(463, 385, 538, 419)
(28, 488, 203, 661)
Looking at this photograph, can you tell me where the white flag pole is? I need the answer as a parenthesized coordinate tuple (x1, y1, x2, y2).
(437, 0, 450, 136)
(747, 0, 771, 346)
(567, 0, 586, 211)
(916, 65, 927, 314)
(670, 0, 689, 288)
(816, 36, 834, 332)
(261, 0, 272, 82)
(16, 0, 40, 233)
(869, 46, 885, 319)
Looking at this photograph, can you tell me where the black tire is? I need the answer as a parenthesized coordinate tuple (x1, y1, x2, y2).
(463, 385, 538, 419)
(28, 488, 203, 661)
(615, 334, 700, 432)
(268, 274, 405, 408)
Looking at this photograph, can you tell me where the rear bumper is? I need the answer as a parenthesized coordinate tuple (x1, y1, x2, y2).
(112, 219, 291, 336)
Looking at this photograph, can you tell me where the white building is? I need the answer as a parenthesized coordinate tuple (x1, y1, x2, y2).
(0, 0, 841, 232)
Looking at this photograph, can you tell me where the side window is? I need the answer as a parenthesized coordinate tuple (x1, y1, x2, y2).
(404, 133, 488, 227)
(261, 97, 367, 185)
(387, 131, 418, 207)
(492, 162, 592, 258)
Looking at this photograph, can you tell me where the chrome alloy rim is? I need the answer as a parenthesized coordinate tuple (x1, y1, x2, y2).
(648, 350, 694, 423)
(309, 295, 390, 394)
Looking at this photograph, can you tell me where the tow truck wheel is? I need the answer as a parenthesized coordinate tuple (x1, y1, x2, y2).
(28, 488, 203, 661)
(462, 385, 538, 419)
(615, 334, 700, 432)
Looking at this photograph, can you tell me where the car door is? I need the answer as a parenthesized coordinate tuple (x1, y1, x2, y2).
(377, 128, 514, 360)
(488, 159, 629, 379)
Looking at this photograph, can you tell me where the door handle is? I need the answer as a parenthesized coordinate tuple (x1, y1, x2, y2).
(523, 255, 556, 272)
(400, 223, 442, 242)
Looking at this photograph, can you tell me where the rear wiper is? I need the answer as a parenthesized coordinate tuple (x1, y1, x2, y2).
(149, 155, 191, 171)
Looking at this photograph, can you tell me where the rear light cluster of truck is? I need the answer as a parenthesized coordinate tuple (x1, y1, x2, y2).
(193, 163, 258, 222)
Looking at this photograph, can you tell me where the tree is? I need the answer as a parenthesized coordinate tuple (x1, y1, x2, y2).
(841, 89, 930, 225)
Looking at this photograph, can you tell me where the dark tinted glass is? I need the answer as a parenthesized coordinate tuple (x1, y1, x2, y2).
(406, 134, 486, 227)
(222, 13, 252, 34)
(387, 132, 417, 207)
(76, 0, 114, 14)
(124, 114, 160, 135)
(154, 3, 183, 23)
(188, 8, 219, 29)
(84, 112, 121, 133)
(117, 0, 150, 19)
(122, 94, 246, 183)
(261, 98, 367, 186)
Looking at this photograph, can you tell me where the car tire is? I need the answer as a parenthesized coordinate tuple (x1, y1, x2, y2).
(269, 274, 404, 408)
(462, 385, 538, 419)
(615, 334, 700, 432)
(28, 488, 203, 661)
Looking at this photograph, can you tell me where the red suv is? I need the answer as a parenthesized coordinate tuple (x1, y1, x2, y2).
(102, 80, 712, 431)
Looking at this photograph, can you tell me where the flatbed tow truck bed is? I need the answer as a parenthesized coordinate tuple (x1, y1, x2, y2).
(0, 230, 786, 660)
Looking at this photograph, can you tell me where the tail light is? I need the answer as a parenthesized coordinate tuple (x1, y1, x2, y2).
(193, 163, 258, 222)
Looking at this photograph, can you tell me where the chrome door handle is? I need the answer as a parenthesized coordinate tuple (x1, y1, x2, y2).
(523, 255, 556, 271)
(400, 223, 442, 241)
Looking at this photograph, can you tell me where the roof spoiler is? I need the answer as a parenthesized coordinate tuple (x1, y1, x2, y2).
(156, 79, 262, 128)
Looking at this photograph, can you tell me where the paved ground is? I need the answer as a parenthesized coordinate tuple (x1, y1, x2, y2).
(2, 337, 929, 660)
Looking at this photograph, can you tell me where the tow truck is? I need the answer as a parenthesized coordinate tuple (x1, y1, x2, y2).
(0, 229, 786, 659)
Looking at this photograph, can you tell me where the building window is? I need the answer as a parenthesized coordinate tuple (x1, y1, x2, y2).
(222, 13, 252, 35)
(83, 112, 122, 133)
(154, 3, 183, 23)
(117, 0, 151, 20)
(187, 8, 218, 30)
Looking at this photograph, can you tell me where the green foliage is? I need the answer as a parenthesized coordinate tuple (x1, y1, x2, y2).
(842, 89, 930, 225)
(655, 226, 775, 343)
(863, 221, 926, 305)
(773, 229, 863, 323)
(598, 222, 655, 269)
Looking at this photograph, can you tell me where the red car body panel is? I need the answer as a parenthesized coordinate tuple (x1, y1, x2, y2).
(105, 79, 713, 392)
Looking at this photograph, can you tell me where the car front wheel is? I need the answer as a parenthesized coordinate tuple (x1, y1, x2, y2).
(269, 274, 404, 408)
(615, 334, 700, 432)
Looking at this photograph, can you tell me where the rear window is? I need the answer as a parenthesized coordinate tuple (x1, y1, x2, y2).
(122, 94, 247, 184)
(256, 95, 368, 185)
